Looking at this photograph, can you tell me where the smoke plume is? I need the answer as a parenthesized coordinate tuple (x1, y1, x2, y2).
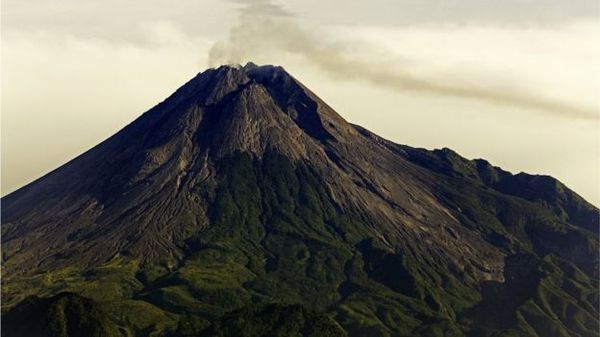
(209, 0, 599, 119)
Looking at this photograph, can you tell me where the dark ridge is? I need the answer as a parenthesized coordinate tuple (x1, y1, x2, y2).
(246, 64, 334, 142)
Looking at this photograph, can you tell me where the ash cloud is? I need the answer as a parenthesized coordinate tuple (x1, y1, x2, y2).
(209, 0, 599, 120)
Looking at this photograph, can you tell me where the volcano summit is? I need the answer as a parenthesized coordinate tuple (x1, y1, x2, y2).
(2, 63, 598, 337)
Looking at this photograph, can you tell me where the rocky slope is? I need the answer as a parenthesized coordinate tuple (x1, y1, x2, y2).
(2, 63, 598, 337)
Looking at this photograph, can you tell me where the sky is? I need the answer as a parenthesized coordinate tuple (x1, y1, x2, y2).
(1, 0, 599, 205)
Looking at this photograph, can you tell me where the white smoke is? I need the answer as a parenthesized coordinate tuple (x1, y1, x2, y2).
(209, 0, 599, 120)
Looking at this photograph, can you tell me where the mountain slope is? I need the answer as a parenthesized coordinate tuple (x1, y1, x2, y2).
(2, 63, 598, 337)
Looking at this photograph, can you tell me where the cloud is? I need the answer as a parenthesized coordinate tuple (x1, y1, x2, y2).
(208, 1, 599, 120)
(346, 0, 599, 26)
(2, 0, 598, 205)
(1, 25, 213, 196)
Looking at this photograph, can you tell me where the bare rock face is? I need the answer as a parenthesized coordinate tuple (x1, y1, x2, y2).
(2, 63, 598, 337)
(1, 64, 502, 279)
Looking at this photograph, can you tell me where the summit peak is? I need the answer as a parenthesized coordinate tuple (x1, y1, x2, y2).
(213, 62, 282, 73)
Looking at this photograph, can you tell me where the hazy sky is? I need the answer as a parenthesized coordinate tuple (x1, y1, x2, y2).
(2, 0, 599, 205)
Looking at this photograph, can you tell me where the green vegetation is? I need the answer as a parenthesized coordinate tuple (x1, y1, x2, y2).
(197, 304, 347, 337)
(2, 151, 598, 337)
(2, 292, 122, 337)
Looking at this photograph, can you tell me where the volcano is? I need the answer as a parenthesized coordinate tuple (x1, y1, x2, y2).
(2, 63, 598, 337)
